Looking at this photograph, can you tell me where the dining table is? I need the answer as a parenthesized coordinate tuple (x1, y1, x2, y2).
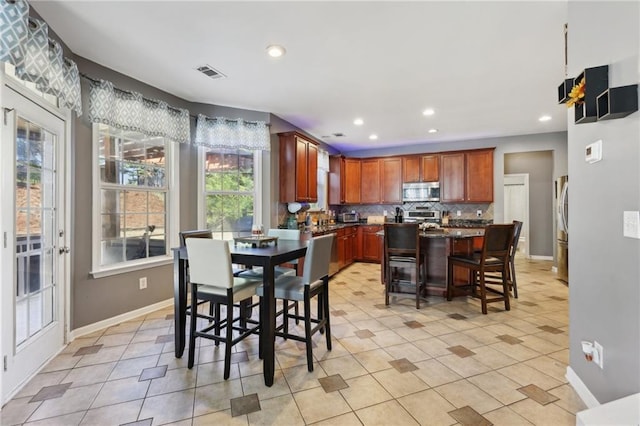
(172, 238, 309, 387)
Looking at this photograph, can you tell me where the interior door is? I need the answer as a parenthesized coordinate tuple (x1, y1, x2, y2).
(1, 85, 67, 403)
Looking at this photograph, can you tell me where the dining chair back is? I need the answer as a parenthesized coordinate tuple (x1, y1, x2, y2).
(383, 223, 426, 309)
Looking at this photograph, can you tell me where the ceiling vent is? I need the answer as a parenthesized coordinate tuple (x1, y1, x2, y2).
(195, 65, 226, 80)
(332, 132, 345, 137)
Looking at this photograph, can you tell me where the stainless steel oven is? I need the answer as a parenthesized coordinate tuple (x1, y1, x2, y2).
(404, 208, 442, 223)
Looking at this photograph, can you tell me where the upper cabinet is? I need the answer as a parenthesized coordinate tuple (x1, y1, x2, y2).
(381, 157, 402, 203)
(440, 149, 494, 203)
(360, 159, 381, 204)
(402, 154, 440, 182)
(278, 132, 318, 203)
(344, 158, 361, 204)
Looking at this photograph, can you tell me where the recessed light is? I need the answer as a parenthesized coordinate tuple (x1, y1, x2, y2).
(369, 134, 378, 140)
(266, 44, 286, 58)
(423, 108, 435, 116)
(428, 128, 438, 133)
(353, 118, 364, 126)
(539, 115, 552, 122)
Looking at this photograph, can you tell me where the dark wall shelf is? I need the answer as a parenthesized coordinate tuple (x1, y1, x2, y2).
(557, 78, 575, 104)
(559, 64, 638, 124)
(574, 66, 609, 124)
(597, 84, 638, 120)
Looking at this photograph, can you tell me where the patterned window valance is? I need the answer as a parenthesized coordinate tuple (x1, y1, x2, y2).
(0, 0, 82, 115)
(194, 113, 270, 151)
(88, 79, 190, 144)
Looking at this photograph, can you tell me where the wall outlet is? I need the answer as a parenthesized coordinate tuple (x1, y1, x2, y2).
(456, 210, 461, 217)
(594, 341, 604, 369)
(383, 210, 388, 216)
(476, 210, 482, 217)
(139, 277, 147, 290)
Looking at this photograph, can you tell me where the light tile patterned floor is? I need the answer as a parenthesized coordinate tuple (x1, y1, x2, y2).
(1, 258, 586, 425)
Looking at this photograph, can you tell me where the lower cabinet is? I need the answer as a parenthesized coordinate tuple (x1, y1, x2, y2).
(337, 226, 358, 269)
(359, 225, 383, 262)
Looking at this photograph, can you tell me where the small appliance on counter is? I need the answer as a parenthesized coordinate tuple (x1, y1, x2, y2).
(338, 212, 359, 223)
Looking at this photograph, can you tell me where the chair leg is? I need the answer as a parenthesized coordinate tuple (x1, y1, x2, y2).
(224, 300, 233, 380)
(303, 293, 314, 372)
(502, 270, 511, 311)
(317, 292, 325, 334)
(214, 303, 221, 346)
(478, 271, 488, 314)
(415, 263, 421, 309)
(510, 259, 518, 298)
(283, 299, 290, 337)
(323, 280, 332, 350)
(294, 301, 300, 325)
(188, 284, 198, 369)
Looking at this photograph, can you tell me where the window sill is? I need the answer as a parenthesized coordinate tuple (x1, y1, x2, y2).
(90, 256, 173, 279)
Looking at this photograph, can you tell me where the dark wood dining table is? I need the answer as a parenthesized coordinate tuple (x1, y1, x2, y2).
(171, 239, 308, 387)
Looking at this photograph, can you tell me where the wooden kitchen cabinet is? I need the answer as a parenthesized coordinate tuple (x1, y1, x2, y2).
(402, 154, 440, 182)
(278, 131, 318, 203)
(343, 158, 361, 204)
(361, 159, 381, 204)
(440, 152, 466, 202)
(381, 157, 402, 203)
(466, 149, 494, 202)
(337, 226, 357, 269)
(440, 149, 494, 203)
(360, 225, 383, 262)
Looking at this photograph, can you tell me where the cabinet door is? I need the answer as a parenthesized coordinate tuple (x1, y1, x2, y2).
(344, 159, 361, 204)
(355, 226, 364, 260)
(361, 159, 381, 203)
(421, 155, 439, 182)
(402, 156, 420, 182)
(466, 150, 493, 202)
(440, 153, 465, 202)
(295, 138, 308, 201)
(362, 227, 382, 262)
(381, 157, 402, 203)
(307, 142, 318, 202)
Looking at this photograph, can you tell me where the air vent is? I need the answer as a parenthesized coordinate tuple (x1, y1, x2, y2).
(332, 132, 345, 137)
(195, 65, 226, 80)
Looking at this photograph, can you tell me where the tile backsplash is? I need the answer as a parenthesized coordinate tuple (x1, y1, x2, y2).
(333, 202, 494, 221)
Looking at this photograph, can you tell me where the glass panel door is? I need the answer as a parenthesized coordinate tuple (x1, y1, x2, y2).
(1, 86, 67, 404)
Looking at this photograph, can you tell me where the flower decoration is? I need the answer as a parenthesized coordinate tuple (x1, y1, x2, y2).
(566, 79, 585, 108)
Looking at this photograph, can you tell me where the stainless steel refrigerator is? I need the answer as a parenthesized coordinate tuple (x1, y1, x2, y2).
(556, 175, 569, 282)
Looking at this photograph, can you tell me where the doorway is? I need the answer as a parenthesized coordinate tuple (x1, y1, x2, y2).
(1, 84, 69, 404)
(504, 173, 530, 258)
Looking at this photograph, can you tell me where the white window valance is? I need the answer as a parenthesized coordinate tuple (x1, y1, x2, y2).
(194, 113, 270, 151)
(88, 79, 190, 144)
(0, 1, 82, 115)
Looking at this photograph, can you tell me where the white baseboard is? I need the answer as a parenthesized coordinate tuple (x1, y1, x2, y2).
(68, 298, 173, 341)
(529, 255, 553, 261)
(566, 366, 600, 409)
(551, 266, 558, 273)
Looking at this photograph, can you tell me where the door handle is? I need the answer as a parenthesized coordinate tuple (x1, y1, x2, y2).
(59, 246, 70, 254)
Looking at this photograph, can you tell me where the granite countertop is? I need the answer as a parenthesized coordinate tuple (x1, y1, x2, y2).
(374, 228, 484, 238)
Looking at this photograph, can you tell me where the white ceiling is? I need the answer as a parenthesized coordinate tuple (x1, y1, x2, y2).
(31, 0, 569, 153)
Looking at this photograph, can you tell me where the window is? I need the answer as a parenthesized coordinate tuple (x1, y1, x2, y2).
(92, 124, 178, 275)
(199, 148, 261, 240)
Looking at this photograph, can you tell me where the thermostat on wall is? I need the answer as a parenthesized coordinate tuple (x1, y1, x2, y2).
(585, 139, 603, 163)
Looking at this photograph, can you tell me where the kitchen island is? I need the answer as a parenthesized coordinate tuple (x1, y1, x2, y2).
(379, 228, 484, 297)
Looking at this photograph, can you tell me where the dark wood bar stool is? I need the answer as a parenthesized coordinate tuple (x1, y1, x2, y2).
(383, 223, 426, 309)
(446, 223, 515, 314)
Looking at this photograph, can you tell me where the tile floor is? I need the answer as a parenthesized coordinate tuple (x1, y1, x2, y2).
(1, 258, 586, 425)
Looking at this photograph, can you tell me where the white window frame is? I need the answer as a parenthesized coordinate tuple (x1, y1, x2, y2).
(197, 147, 263, 234)
(90, 124, 179, 278)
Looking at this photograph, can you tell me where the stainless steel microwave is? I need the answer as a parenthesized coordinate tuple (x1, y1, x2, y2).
(402, 182, 440, 202)
(338, 212, 359, 223)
